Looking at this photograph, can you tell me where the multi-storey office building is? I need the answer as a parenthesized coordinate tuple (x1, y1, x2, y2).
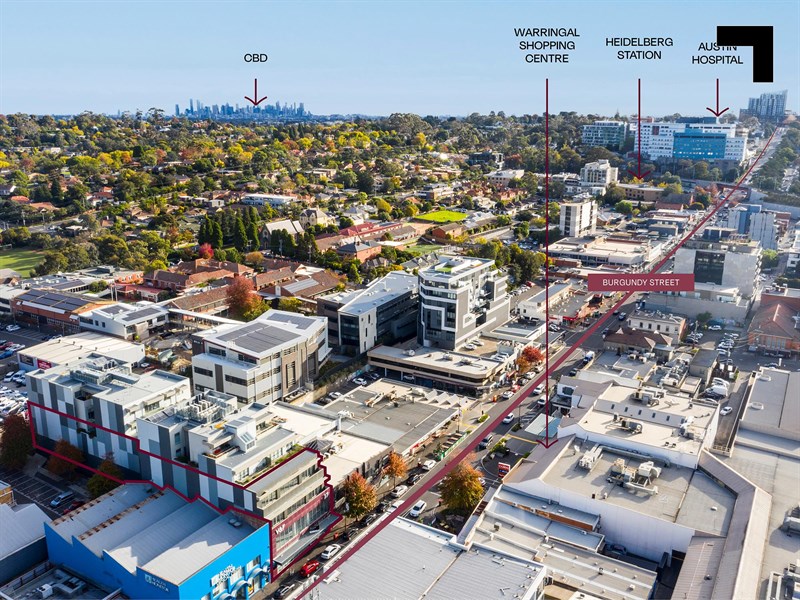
(316, 272, 418, 354)
(579, 159, 619, 187)
(191, 310, 329, 404)
(418, 256, 509, 350)
(636, 119, 747, 162)
(673, 239, 762, 297)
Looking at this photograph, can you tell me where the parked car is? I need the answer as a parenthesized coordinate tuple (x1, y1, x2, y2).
(391, 485, 409, 498)
(50, 490, 75, 508)
(320, 544, 341, 560)
(478, 433, 494, 450)
(720, 406, 733, 416)
(5, 324, 20, 332)
(501, 391, 514, 400)
(618, 312, 627, 321)
(273, 583, 297, 599)
(422, 459, 437, 471)
(329, 391, 342, 399)
(353, 378, 368, 386)
(61, 500, 85, 515)
(300, 560, 321, 578)
(407, 473, 423, 486)
(360, 513, 377, 528)
(568, 368, 578, 377)
(409, 501, 427, 518)
(708, 325, 722, 331)
(532, 383, 545, 395)
(502, 413, 514, 424)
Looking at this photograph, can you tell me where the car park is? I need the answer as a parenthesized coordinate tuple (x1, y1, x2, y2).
(391, 485, 409, 498)
(300, 560, 321, 578)
(409, 501, 427, 518)
(422, 459, 436, 471)
(502, 413, 514, 424)
(320, 544, 341, 560)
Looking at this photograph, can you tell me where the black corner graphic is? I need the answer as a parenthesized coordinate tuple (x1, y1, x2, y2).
(716, 25, 774, 83)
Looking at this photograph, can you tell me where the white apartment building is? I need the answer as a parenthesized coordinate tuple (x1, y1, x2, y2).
(581, 121, 628, 150)
(486, 169, 524, 188)
(78, 302, 169, 341)
(749, 211, 778, 251)
(28, 356, 192, 472)
(191, 310, 329, 404)
(579, 159, 618, 187)
(418, 256, 509, 350)
(559, 193, 597, 238)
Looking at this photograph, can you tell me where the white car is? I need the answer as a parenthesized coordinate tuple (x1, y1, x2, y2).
(329, 391, 342, 398)
(501, 391, 514, 400)
(502, 413, 514, 424)
(708, 325, 722, 331)
(422, 459, 437, 471)
(391, 485, 409, 498)
(409, 501, 427, 518)
(320, 544, 341, 560)
(464, 344, 476, 351)
(532, 383, 545, 395)
(720, 406, 733, 416)
(5, 325, 20, 332)
(353, 378, 368, 386)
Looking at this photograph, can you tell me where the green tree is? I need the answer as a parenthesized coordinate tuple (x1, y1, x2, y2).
(762, 249, 779, 269)
(277, 297, 303, 313)
(87, 455, 123, 499)
(47, 439, 84, 479)
(614, 200, 634, 216)
(341, 471, 377, 525)
(0, 414, 32, 469)
(697, 311, 713, 325)
(233, 216, 249, 252)
(347, 263, 362, 284)
(439, 457, 484, 514)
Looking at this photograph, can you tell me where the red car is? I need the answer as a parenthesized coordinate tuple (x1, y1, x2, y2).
(62, 500, 85, 515)
(300, 560, 320, 578)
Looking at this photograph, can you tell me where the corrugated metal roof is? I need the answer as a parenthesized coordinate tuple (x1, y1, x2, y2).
(0, 503, 48, 560)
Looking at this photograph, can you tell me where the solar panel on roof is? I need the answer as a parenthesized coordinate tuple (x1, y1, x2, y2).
(264, 312, 315, 329)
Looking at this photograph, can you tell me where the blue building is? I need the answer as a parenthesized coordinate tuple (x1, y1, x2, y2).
(45, 484, 272, 600)
(672, 131, 727, 160)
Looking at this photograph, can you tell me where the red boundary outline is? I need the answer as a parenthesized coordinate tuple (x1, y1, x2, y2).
(26, 400, 341, 580)
(297, 126, 779, 599)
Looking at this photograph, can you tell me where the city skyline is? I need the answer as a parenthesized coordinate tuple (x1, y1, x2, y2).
(1, 1, 798, 117)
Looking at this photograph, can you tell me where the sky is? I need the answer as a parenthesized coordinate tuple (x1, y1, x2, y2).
(0, 0, 798, 118)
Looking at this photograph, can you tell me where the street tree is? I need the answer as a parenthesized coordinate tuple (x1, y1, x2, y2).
(0, 414, 32, 469)
(439, 457, 484, 514)
(341, 471, 377, 525)
(48, 439, 84, 479)
(383, 451, 407, 488)
(87, 455, 123, 499)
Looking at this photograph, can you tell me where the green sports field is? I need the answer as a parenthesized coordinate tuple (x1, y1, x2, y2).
(0, 248, 43, 277)
(416, 210, 468, 223)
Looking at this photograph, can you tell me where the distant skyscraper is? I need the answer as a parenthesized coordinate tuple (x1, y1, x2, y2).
(175, 104, 180, 117)
(189, 98, 194, 114)
(741, 90, 788, 121)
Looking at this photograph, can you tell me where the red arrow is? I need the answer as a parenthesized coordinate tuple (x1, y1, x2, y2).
(706, 78, 730, 117)
(244, 78, 268, 106)
(627, 78, 651, 180)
